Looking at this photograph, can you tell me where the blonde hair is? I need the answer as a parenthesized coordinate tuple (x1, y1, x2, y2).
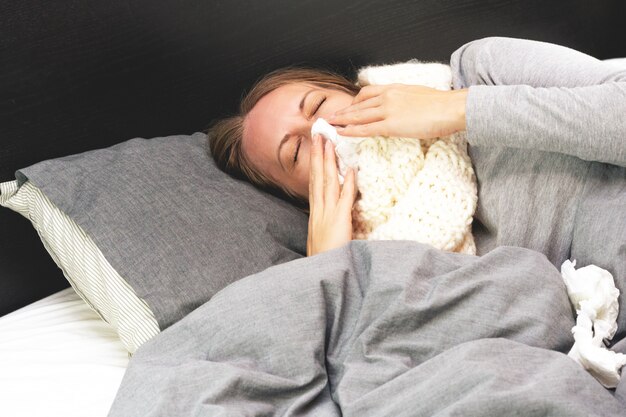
(206, 66, 359, 212)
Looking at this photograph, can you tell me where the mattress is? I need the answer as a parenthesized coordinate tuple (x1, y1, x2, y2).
(0, 286, 129, 417)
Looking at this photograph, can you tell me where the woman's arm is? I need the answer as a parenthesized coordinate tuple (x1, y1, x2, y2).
(451, 36, 626, 168)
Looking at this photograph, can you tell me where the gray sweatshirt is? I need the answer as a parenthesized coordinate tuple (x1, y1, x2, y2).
(449, 37, 626, 340)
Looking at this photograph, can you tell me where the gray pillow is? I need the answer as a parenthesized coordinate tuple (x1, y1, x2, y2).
(0, 132, 308, 353)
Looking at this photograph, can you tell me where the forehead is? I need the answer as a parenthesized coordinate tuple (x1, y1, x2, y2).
(247, 82, 311, 122)
(241, 82, 312, 168)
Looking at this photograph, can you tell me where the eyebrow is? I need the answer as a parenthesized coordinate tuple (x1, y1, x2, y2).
(276, 89, 315, 171)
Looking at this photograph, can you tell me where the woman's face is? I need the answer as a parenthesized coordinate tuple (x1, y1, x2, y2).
(242, 82, 354, 201)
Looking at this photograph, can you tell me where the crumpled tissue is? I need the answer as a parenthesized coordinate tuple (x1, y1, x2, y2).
(561, 259, 626, 388)
(311, 118, 361, 184)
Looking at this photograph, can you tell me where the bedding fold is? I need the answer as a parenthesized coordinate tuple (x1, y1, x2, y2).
(108, 241, 626, 416)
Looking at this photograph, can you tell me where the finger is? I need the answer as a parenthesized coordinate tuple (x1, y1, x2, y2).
(351, 85, 388, 105)
(329, 107, 385, 127)
(333, 95, 382, 116)
(323, 140, 340, 209)
(338, 168, 358, 212)
(309, 133, 324, 210)
(336, 120, 389, 137)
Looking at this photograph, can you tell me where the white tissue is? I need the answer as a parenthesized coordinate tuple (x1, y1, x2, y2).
(561, 259, 626, 388)
(311, 117, 338, 143)
(311, 118, 363, 184)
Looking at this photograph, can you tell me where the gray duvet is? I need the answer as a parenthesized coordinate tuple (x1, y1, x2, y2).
(108, 241, 626, 416)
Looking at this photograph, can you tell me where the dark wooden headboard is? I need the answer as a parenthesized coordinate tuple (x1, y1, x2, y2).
(2, 0, 624, 315)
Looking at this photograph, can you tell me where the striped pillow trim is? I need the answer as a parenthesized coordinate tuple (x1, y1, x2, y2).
(0, 180, 160, 355)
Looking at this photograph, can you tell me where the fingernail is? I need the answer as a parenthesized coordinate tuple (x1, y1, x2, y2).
(325, 139, 331, 151)
(313, 134, 320, 145)
(328, 113, 336, 120)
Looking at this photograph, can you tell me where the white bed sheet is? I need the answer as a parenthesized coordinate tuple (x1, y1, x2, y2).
(0, 286, 129, 417)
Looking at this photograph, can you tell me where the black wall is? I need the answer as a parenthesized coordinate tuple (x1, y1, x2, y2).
(1, 0, 625, 315)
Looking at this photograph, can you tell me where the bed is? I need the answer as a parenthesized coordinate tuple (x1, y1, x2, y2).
(1, 1, 625, 416)
(0, 287, 128, 417)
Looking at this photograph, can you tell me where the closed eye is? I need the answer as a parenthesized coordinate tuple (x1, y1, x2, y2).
(312, 97, 326, 115)
(293, 137, 302, 165)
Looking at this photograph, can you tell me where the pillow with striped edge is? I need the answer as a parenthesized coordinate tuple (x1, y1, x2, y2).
(0, 133, 309, 355)
(0, 179, 159, 354)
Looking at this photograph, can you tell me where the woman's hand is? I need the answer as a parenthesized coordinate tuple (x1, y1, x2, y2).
(328, 84, 468, 139)
(307, 133, 358, 257)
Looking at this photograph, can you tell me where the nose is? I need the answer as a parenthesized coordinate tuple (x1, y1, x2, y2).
(303, 117, 342, 144)
(303, 117, 318, 143)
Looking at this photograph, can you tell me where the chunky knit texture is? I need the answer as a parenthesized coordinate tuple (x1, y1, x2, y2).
(312, 60, 478, 254)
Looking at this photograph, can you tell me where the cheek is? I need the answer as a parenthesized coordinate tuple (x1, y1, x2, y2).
(295, 146, 311, 197)
(299, 146, 311, 179)
(318, 93, 353, 119)
(330, 92, 355, 113)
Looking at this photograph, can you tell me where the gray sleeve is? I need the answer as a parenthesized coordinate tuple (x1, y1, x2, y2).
(450, 36, 626, 168)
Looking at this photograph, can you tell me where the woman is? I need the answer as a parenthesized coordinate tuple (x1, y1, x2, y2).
(207, 36, 625, 272)
(207, 62, 470, 257)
